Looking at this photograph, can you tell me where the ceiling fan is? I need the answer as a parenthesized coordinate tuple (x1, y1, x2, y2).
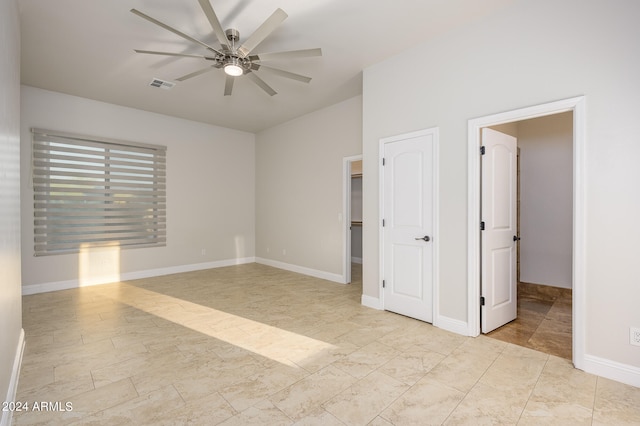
(131, 0, 322, 96)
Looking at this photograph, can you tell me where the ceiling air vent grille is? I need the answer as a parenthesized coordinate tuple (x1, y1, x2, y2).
(149, 78, 175, 90)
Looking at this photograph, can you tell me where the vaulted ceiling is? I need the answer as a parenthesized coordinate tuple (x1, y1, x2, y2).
(19, 0, 514, 132)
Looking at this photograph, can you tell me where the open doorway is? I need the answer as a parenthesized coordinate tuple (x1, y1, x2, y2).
(483, 112, 573, 360)
(343, 155, 363, 284)
(467, 96, 586, 370)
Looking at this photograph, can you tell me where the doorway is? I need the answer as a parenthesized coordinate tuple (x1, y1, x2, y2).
(467, 96, 586, 369)
(483, 113, 574, 360)
(343, 155, 363, 284)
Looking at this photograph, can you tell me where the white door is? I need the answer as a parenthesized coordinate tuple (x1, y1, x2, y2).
(382, 130, 436, 323)
(481, 128, 518, 333)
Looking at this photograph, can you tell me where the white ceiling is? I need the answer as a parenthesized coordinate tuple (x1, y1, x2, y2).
(19, 0, 514, 133)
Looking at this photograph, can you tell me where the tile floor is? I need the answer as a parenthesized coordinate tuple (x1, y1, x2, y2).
(14, 263, 640, 425)
(486, 282, 573, 360)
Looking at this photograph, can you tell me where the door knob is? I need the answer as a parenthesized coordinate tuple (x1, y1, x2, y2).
(513, 235, 521, 241)
(415, 235, 431, 242)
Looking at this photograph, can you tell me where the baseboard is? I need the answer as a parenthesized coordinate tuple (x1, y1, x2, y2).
(21, 257, 256, 295)
(255, 257, 344, 284)
(434, 314, 470, 336)
(1, 329, 25, 426)
(583, 354, 640, 388)
(361, 294, 382, 310)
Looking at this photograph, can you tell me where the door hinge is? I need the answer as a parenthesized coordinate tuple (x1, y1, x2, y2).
(382, 219, 385, 227)
(382, 280, 386, 288)
(480, 296, 485, 306)
(382, 158, 385, 166)
(480, 146, 486, 155)
(480, 221, 485, 231)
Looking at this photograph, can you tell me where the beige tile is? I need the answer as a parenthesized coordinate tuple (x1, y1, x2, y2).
(248, 363, 309, 393)
(12, 401, 77, 426)
(381, 376, 465, 425)
(519, 400, 593, 425)
(323, 370, 409, 425)
(53, 342, 148, 382)
(376, 322, 442, 352)
(67, 384, 184, 425)
(332, 341, 400, 379)
(58, 378, 139, 422)
(219, 376, 275, 412)
(412, 327, 467, 356)
(593, 377, 640, 425)
(529, 355, 597, 409)
(295, 341, 358, 373)
(14, 365, 54, 393)
(444, 381, 530, 425)
(292, 407, 344, 425)
(161, 392, 236, 425)
(16, 372, 95, 407)
(479, 344, 548, 391)
(427, 346, 498, 393)
(270, 365, 356, 420)
(455, 334, 507, 359)
(172, 357, 263, 401)
(335, 325, 397, 348)
(378, 346, 445, 385)
(367, 416, 394, 426)
(129, 353, 206, 396)
(90, 348, 187, 389)
(217, 400, 292, 426)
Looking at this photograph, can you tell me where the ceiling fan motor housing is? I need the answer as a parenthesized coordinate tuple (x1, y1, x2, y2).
(225, 28, 240, 43)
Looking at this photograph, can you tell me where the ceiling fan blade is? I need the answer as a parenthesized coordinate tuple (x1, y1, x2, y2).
(197, 0, 230, 51)
(252, 64, 311, 83)
(176, 65, 219, 81)
(249, 48, 322, 62)
(224, 75, 234, 96)
(134, 49, 217, 60)
(130, 9, 223, 55)
(246, 72, 277, 96)
(237, 8, 288, 58)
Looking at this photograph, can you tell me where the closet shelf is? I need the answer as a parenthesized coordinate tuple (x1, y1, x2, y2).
(351, 221, 362, 226)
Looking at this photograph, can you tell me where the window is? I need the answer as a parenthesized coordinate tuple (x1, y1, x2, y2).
(32, 128, 166, 256)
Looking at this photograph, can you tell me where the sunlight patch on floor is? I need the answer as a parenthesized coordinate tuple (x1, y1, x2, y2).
(107, 283, 337, 367)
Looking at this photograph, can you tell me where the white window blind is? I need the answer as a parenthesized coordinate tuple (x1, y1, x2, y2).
(32, 128, 166, 256)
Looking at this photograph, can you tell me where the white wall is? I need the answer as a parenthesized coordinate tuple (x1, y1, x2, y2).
(0, 0, 23, 422)
(363, 0, 640, 371)
(518, 113, 573, 288)
(20, 86, 255, 289)
(255, 96, 362, 280)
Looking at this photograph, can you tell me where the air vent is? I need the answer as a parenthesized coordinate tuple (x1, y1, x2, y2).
(149, 78, 175, 90)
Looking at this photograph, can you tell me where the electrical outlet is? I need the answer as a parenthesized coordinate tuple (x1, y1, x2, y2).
(630, 327, 640, 347)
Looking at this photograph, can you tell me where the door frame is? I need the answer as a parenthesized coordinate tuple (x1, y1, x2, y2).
(379, 128, 440, 323)
(343, 154, 363, 284)
(467, 96, 586, 369)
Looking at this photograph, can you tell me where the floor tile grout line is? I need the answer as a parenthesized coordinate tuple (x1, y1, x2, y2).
(590, 376, 600, 425)
(515, 354, 549, 424)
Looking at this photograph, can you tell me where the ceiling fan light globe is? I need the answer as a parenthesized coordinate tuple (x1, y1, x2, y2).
(224, 63, 243, 77)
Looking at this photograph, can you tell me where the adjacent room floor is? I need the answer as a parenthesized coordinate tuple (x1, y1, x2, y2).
(15, 264, 639, 425)
(486, 282, 572, 360)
